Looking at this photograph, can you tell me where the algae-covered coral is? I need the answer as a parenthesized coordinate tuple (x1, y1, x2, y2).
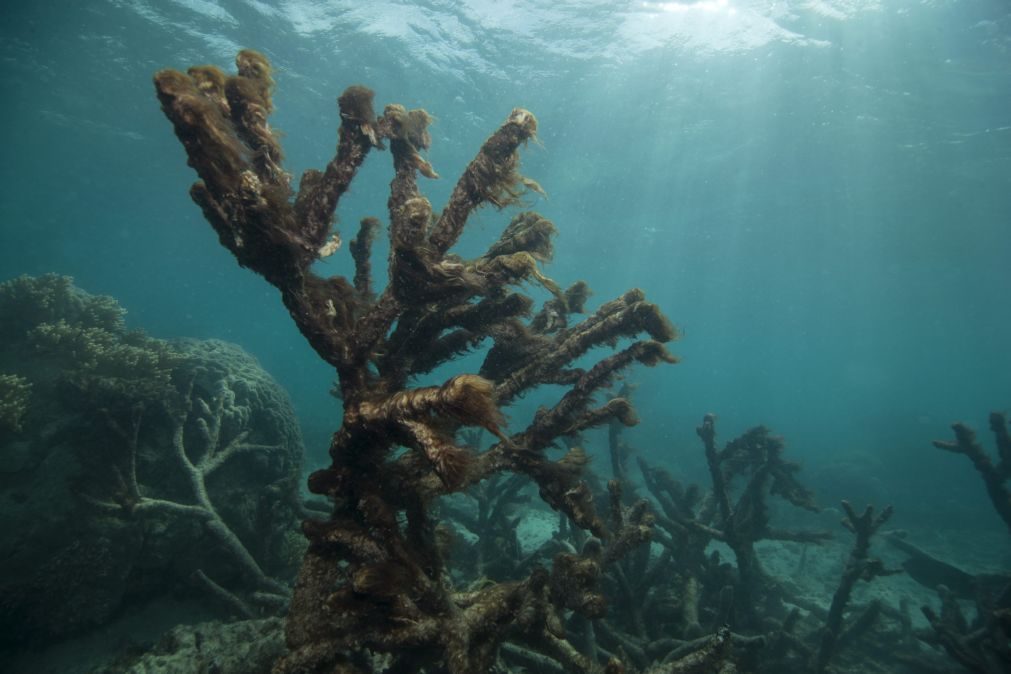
(0, 274, 304, 647)
(155, 49, 677, 672)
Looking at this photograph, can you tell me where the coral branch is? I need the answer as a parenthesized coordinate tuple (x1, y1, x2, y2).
(428, 109, 540, 254)
(494, 289, 676, 406)
(934, 414, 1011, 534)
(296, 85, 380, 250)
(813, 501, 897, 673)
(92, 383, 288, 607)
(349, 216, 380, 298)
(643, 627, 738, 674)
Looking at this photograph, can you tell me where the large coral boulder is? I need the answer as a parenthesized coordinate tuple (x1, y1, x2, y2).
(0, 275, 304, 647)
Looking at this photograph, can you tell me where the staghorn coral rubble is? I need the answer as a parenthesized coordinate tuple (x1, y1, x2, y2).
(154, 50, 677, 672)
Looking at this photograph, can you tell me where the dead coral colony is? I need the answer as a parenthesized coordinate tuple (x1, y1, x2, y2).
(155, 50, 677, 672)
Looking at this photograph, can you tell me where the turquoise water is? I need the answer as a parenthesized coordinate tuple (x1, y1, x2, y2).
(2, 0, 1010, 670)
(5, 0, 1009, 502)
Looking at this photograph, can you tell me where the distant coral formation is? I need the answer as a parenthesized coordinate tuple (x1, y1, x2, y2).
(0, 275, 304, 647)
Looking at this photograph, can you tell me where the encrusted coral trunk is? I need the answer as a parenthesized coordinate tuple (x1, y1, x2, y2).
(155, 50, 676, 673)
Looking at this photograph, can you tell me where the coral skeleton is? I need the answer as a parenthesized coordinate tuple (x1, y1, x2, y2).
(813, 501, 898, 673)
(155, 50, 677, 672)
(933, 413, 1011, 535)
(89, 380, 289, 615)
(904, 414, 1011, 674)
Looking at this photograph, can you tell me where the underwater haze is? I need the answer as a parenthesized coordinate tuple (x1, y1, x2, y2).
(2, 0, 1011, 672)
(4, 0, 1010, 510)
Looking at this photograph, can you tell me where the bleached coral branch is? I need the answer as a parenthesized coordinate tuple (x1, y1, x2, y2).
(91, 380, 289, 613)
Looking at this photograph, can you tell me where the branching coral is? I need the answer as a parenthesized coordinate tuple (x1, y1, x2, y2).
(884, 531, 1011, 673)
(813, 501, 898, 673)
(440, 469, 538, 581)
(27, 320, 180, 400)
(625, 415, 849, 671)
(907, 413, 1011, 673)
(155, 50, 677, 672)
(88, 379, 289, 616)
(918, 583, 1011, 674)
(0, 274, 180, 405)
(933, 413, 1011, 535)
(688, 415, 828, 627)
(0, 273, 125, 343)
